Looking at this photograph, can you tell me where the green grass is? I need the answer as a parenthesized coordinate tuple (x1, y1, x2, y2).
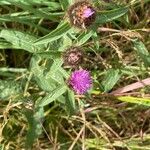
(0, 0, 150, 149)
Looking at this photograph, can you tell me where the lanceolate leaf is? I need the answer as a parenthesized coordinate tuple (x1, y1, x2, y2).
(30, 56, 65, 92)
(74, 30, 94, 46)
(59, 0, 74, 10)
(0, 29, 43, 53)
(39, 85, 67, 107)
(101, 69, 121, 92)
(25, 106, 44, 148)
(0, 80, 22, 99)
(6, 0, 63, 21)
(66, 89, 76, 115)
(118, 96, 150, 106)
(133, 39, 150, 67)
(34, 22, 71, 45)
(96, 6, 128, 24)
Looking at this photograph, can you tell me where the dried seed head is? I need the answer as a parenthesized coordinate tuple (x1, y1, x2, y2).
(63, 47, 84, 68)
(68, 1, 96, 29)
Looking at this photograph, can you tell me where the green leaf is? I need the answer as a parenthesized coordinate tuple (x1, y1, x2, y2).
(58, 35, 72, 51)
(6, 0, 63, 21)
(0, 40, 17, 49)
(25, 106, 44, 148)
(133, 39, 150, 67)
(101, 69, 121, 92)
(27, 1, 61, 11)
(96, 6, 128, 24)
(0, 29, 43, 53)
(30, 56, 65, 92)
(30, 56, 57, 92)
(0, 1, 10, 5)
(59, 67, 69, 79)
(118, 96, 150, 106)
(0, 15, 48, 32)
(74, 30, 94, 46)
(36, 51, 61, 59)
(59, 0, 74, 10)
(49, 58, 63, 73)
(92, 32, 100, 49)
(47, 59, 65, 84)
(0, 0, 60, 9)
(35, 76, 57, 92)
(0, 80, 22, 99)
(39, 85, 67, 107)
(34, 22, 71, 45)
(66, 89, 76, 115)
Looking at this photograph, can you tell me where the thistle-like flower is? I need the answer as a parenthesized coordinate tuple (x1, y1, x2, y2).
(68, 1, 96, 29)
(69, 69, 92, 94)
(63, 47, 84, 68)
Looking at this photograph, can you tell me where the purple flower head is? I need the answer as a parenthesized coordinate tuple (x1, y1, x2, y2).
(82, 8, 95, 18)
(69, 69, 92, 94)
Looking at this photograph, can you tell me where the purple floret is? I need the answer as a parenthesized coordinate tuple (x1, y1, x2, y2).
(69, 69, 92, 94)
(82, 8, 95, 18)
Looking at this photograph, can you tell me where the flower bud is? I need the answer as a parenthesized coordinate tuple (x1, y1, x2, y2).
(63, 47, 84, 68)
